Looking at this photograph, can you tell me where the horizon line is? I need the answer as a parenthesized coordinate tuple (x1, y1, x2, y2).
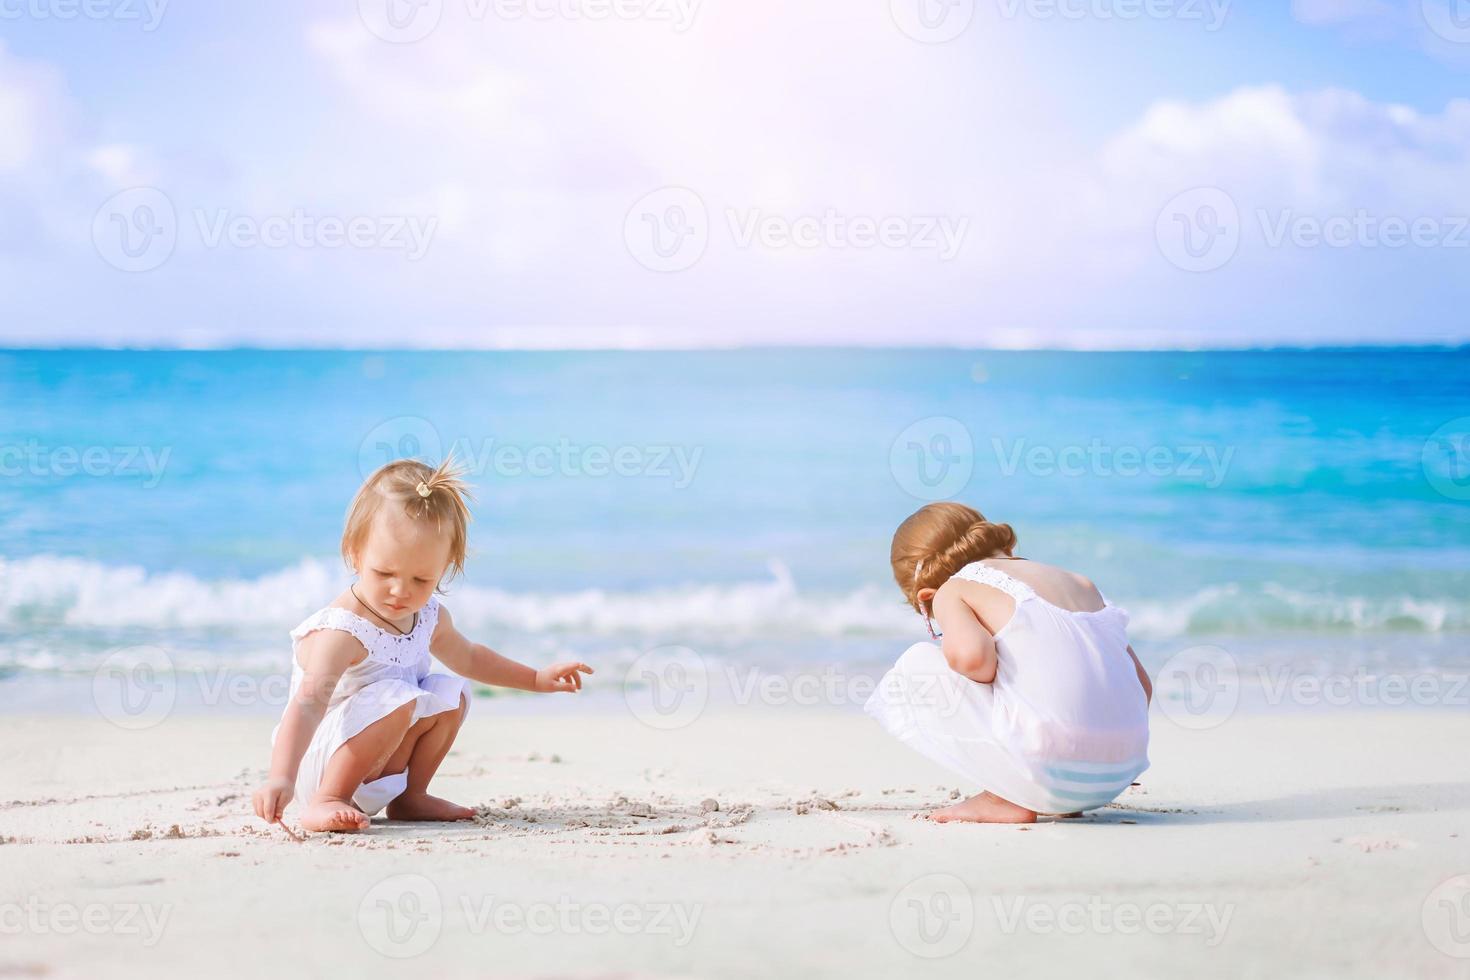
(1, 342, 1466, 354)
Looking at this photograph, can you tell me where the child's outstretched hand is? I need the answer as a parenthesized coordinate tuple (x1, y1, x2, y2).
(535, 662, 594, 693)
(252, 776, 294, 824)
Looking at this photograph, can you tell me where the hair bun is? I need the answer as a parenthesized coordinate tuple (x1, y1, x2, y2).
(969, 520, 1017, 556)
(890, 502, 1019, 613)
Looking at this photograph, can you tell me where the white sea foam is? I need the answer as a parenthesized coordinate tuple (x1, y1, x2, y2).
(0, 555, 1464, 653)
(0, 555, 911, 637)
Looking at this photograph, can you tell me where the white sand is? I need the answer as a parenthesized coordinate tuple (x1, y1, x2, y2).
(2, 706, 1468, 978)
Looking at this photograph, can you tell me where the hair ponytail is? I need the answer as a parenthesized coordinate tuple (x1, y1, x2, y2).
(342, 453, 475, 586)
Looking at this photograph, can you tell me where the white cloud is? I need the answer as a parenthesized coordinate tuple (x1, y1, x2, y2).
(1094, 85, 1470, 215)
(1013, 84, 1470, 343)
(3, 8, 1470, 347)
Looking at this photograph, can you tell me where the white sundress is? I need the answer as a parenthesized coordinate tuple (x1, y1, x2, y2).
(270, 593, 471, 816)
(864, 561, 1150, 814)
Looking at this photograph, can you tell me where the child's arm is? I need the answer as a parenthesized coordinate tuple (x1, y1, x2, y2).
(1126, 645, 1153, 704)
(932, 581, 999, 684)
(431, 606, 593, 693)
(251, 630, 364, 824)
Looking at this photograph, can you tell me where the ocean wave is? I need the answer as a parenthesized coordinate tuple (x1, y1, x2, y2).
(1123, 582, 1468, 637)
(0, 555, 912, 637)
(0, 555, 1464, 643)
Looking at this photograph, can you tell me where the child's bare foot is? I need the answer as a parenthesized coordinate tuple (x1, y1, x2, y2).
(386, 792, 476, 822)
(926, 791, 1037, 824)
(299, 797, 370, 833)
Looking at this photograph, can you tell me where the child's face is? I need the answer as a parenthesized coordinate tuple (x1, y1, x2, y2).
(352, 507, 452, 616)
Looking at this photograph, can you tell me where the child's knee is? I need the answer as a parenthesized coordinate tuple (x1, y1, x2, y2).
(421, 693, 468, 729)
(439, 693, 469, 732)
(383, 698, 417, 731)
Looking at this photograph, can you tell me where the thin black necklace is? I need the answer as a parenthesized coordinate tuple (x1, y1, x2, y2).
(350, 584, 416, 636)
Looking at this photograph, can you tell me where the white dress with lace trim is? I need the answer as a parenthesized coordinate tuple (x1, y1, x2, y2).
(270, 594, 470, 815)
(863, 561, 1149, 814)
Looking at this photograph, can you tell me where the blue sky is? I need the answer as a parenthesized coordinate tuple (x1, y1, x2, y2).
(2, 0, 1469, 347)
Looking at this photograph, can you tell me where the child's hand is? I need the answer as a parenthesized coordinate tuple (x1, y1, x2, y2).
(252, 777, 294, 824)
(535, 661, 594, 693)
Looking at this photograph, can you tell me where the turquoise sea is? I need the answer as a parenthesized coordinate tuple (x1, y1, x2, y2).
(1, 348, 1467, 711)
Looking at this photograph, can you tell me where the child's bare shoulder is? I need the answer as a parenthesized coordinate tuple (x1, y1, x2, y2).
(294, 620, 370, 671)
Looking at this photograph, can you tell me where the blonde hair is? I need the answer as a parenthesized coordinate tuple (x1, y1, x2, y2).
(890, 502, 1017, 613)
(341, 456, 474, 586)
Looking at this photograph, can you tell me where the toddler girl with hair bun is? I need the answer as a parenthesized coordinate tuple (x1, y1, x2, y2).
(252, 457, 594, 834)
(864, 502, 1152, 824)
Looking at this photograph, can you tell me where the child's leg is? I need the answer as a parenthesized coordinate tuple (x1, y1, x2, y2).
(384, 693, 474, 822)
(928, 791, 1037, 825)
(302, 699, 418, 833)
